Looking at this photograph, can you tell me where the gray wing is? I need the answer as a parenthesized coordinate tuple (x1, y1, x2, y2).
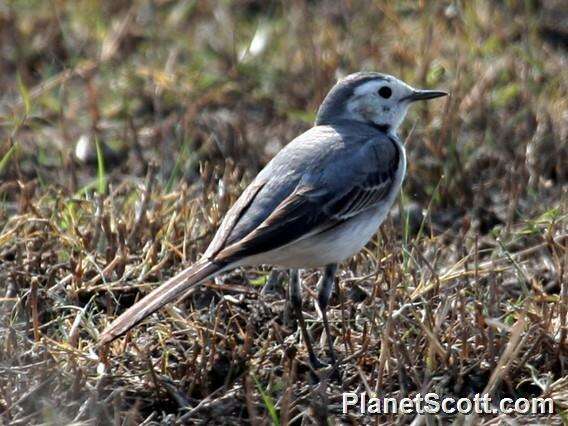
(319, 133, 400, 220)
(206, 124, 401, 264)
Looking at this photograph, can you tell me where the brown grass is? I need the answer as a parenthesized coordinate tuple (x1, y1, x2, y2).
(1, 1, 567, 424)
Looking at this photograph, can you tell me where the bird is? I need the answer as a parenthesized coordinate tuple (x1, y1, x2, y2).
(98, 71, 447, 368)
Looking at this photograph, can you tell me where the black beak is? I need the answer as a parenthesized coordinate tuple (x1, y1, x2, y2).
(403, 89, 449, 102)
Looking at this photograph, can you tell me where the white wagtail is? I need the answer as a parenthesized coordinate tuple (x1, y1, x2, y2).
(99, 72, 447, 368)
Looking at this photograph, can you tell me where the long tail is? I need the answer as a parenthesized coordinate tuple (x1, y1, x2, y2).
(98, 258, 225, 346)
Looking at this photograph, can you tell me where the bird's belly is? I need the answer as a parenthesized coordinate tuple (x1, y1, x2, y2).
(242, 204, 391, 269)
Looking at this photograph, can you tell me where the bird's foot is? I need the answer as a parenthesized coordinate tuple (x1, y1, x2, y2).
(306, 355, 343, 385)
(308, 353, 328, 370)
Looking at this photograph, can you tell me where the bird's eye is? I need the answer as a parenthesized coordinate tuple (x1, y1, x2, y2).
(378, 86, 392, 99)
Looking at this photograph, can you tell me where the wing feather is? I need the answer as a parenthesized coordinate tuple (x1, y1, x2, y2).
(205, 180, 266, 258)
(216, 135, 401, 262)
(324, 140, 400, 220)
(210, 127, 402, 264)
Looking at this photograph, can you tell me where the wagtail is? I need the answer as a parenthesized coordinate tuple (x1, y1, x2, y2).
(99, 72, 447, 368)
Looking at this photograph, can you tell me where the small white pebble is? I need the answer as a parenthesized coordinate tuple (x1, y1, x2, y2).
(75, 134, 95, 163)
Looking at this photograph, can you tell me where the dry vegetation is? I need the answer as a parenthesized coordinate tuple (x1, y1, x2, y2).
(1, 1, 567, 424)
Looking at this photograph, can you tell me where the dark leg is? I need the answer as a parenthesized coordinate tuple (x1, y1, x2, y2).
(289, 269, 324, 369)
(317, 264, 338, 364)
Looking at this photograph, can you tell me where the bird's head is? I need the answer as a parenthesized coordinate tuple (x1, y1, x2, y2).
(316, 72, 448, 134)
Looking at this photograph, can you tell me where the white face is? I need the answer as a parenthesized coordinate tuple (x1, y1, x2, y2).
(345, 78, 415, 133)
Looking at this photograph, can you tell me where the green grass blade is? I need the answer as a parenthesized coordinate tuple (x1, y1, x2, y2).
(17, 73, 31, 116)
(253, 375, 280, 426)
(0, 144, 16, 175)
(165, 141, 190, 193)
(95, 137, 106, 194)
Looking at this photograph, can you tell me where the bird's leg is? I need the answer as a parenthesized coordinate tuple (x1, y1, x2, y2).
(317, 263, 338, 364)
(289, 269, 324, 369)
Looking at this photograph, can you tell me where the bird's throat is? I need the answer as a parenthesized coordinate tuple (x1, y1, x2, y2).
(370, 123, 391, 133)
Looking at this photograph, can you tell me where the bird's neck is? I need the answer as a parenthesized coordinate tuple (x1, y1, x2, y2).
(368, 123, 391, 133)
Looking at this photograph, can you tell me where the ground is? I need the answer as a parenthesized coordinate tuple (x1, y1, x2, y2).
(0, 1, 567, 424)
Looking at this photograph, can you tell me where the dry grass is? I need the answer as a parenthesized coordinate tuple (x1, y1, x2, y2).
(1, 1, 567, 424)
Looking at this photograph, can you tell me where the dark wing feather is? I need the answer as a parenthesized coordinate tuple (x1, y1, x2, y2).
(323, 139, 400, 220)
(205, 180, 266, 258)
(216, 135, 401, 263)
(215, 186, 340, 263)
